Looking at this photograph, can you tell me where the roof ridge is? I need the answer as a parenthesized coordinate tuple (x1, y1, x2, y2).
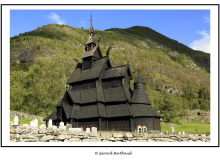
(97, 103, 100, 117)
(126, 103, 134, 117)
(122, 85, 129, 101)
(93, 56, 108, 62)
(105, 64, 128, 70)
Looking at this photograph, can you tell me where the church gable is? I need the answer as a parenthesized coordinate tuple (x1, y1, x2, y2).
(62, 90, 74, 106)
(81, 45, 103, 59)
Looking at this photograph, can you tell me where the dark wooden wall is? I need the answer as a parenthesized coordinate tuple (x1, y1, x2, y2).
(71, 80, 96, 91)
(133, 117, 154, 131)
(124, 72, 130, 88)
(102, 78, 122, 89)
(100, 118, 107, 131)
(153, 118, 161, 130)
(108, 117, 130, 131)
(83, 57, 92, 69)
(67, 116, 160, 132)
(78, 118, 99, 131)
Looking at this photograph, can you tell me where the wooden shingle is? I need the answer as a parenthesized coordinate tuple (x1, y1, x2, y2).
(67, 57, 108, 84)
(130, 104, 161, 117)
(106, 104, 133, 118)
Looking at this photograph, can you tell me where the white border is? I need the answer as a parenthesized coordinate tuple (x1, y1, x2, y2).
(2, 4, 219, 147)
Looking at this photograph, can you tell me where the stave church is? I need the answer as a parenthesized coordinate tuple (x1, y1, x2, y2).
(44, 15, 161, 132)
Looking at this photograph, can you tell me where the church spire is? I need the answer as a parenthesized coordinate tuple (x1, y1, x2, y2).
(86, 13, 96, 45)
(91, 13, 92, 26)
(89, 13, 95, 35)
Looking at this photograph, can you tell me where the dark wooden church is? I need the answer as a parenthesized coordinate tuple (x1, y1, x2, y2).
(44, 15, 161, 132)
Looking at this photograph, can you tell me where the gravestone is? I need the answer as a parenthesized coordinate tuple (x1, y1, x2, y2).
(23, 124, 29, 127)
(40, 124, 46, 129)
(159, 132, 163, 135)
(30, 119, 38, 127)
(48, 119, 53, 128)
(35, 119, 38, 127)
(69, 128, 82, 132)
(60, 122, 64, 127)
(91, 127, 97, 133)
(142, 126, 147, 133)
(52, 125, 57, 131)
(178, 132, 181, 135)
(165, 130, 169, 134)
(30, 120, 37, 128)
(59, 122, 66, 130)
(13, 116, 19, 126)
(182, 131, 185, 136)
(86, 128, 90, 133)
(66, 124, 72, 131)
(171, 127, 175, 134)
(30, 121, 34, 127)
(137, 125, 142, 134)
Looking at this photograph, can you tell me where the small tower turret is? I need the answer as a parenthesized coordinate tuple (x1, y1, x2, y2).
(130, 69, 151, 104)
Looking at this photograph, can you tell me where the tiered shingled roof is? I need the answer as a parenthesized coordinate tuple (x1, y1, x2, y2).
(130, 104, 161, 117)
(44, 15, 161, 123)
(102, 64, 132, 79)
(106, 103, 133, 118)
(130, 89, 151, 104)
(67, 57, 108, 84)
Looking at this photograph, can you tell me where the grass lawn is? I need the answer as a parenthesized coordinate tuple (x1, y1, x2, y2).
(161, 121, 210, 134)
(10, 116, 46, 126)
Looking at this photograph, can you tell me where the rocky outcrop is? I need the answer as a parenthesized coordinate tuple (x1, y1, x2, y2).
(10, 110, 44, 122)
(163, 85, 179, 94)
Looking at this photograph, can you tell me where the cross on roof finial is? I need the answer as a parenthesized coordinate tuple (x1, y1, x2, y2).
(138, 68, 141, 76)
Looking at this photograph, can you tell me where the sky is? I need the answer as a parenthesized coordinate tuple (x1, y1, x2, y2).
(10, 10, 210, 53)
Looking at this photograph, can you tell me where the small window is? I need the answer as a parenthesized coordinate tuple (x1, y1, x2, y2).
(83, 57, 92, 69)
(71, 81, 96, 91)
(87, 44, 91, 51)
(102, 78, 122, 89)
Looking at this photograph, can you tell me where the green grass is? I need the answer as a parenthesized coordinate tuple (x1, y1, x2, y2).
(10, 116, 46, 126)
(161, 121, 210, 134)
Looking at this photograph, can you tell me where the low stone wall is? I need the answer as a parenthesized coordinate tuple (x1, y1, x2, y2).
(10, 110, 44, 122)
(10, 125, 210, 142)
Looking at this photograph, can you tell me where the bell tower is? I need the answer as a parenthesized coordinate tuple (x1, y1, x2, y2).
(85, 14, 96, 52)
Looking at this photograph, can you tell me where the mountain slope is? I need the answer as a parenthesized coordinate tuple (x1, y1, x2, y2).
(10, 24, 210, 117)
(106, 26, 210, 72)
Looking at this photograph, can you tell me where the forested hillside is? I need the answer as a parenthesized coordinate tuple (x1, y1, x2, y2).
(10, 24, 210, 122)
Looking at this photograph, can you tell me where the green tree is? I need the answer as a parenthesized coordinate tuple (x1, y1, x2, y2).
(160, 94, 184, 122)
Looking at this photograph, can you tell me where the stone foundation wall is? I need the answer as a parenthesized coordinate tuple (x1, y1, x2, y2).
(10, 125, 210, 142)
